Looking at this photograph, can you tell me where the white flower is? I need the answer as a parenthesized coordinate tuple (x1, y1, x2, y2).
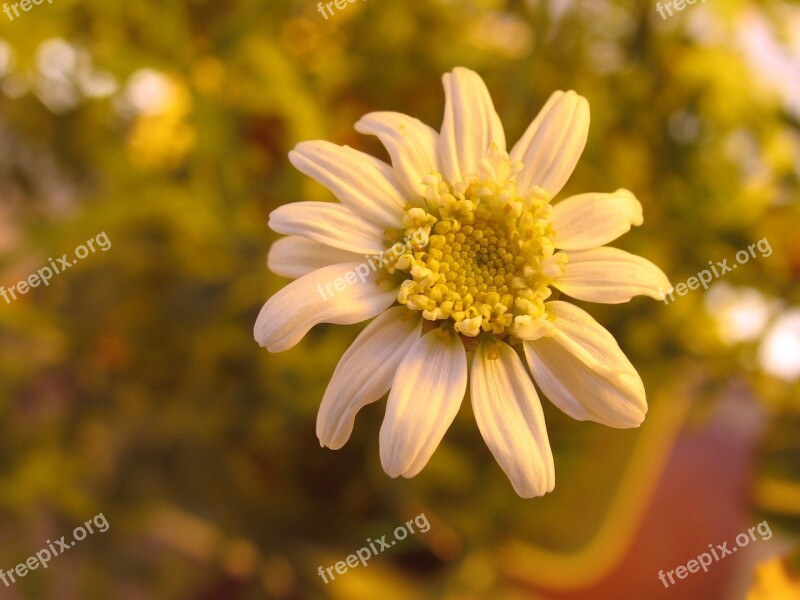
(254, 67, 672, 498)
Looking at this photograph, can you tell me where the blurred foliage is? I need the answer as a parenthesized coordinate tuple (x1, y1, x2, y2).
(0, 0, 798, 598)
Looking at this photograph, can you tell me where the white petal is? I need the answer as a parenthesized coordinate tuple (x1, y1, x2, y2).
(438, 67, 506, 184)
(511, 90, 590, 197)
(551, 189, 644, 250)
(355, 112, 439, 198)
(554, 246, 672, 304)
(289, 141, 405, 228)
(267, 236, 362, 279)
(253, 262, 397, 352)
(471, 341, 555, 498)
(524, 301, 647, 428)
(269, 202, 385, 255)
(379, 329, 467, 477)
(317, 307, 422, 449)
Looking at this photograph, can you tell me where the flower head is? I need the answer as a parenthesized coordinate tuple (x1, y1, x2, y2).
(255, 67, 672, 498)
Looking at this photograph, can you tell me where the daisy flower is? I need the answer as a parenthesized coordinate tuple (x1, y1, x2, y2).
(254, 67, 671, 498)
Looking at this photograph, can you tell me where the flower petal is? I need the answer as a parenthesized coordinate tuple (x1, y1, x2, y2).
(317, 307, 422, 450)
(254, 262, 397, 352)
(524, 301, 647, 428)
(289, 141, 405, 228)
(267, 236, 363, 279)
(438, 67, 506, 184)
(355, 112, 440, 198)
(511, 90, 590, 197)
(551, 189, 644, 250)
(553, 246, 672, 304)
(269, 202, 385, 255)
(379, 329, 467, 477)
(471, 341, 555, 498)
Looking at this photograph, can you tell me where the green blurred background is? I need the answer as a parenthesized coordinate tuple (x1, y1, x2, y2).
(0, 0, 798, 598)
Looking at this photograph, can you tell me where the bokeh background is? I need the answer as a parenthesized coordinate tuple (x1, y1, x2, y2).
(0, 0, 798, 598)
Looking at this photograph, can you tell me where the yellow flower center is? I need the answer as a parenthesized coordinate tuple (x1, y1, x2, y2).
(385, 147, 568, 340)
